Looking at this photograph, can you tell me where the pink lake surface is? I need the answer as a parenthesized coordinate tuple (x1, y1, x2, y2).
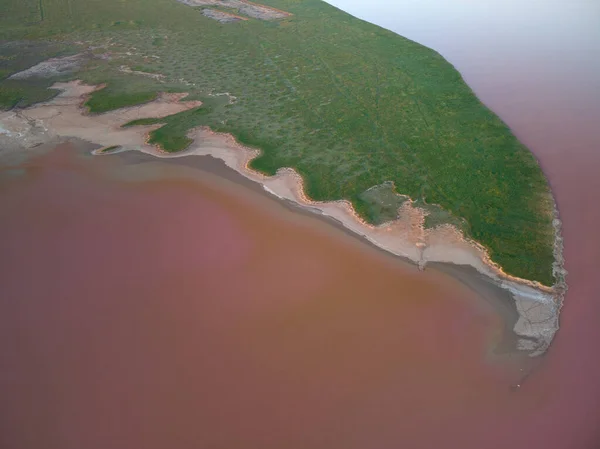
(0, 147, 542, 449)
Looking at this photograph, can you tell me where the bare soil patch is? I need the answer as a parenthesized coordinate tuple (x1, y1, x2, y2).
(202, 8, 248, 23)
(176, 0, 291, 20)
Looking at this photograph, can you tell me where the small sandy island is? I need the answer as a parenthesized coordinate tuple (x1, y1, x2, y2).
(0, 81, 566, 355)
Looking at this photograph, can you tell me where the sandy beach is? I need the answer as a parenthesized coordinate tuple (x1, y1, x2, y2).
(0, 80, 565, 354)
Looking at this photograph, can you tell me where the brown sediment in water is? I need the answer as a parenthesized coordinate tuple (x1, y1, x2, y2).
(0, 80, 563, 354)
(116, 148, 526, 354)
(0, 141, 542, 449)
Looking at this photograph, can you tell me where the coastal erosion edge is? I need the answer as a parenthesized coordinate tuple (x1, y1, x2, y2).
(0, 81, 567, 355)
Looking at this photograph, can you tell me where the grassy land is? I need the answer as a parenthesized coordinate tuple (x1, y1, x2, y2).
(85, 88, 158, 114)
(0, 0, 556, 284)
(85, 84, 158, 113)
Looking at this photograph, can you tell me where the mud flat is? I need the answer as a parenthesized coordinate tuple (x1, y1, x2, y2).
(0, 81, 565, 355)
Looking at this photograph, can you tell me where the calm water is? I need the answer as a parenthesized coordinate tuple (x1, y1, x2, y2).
(1, 146, 532, 449)
(326, 0, 600, 446)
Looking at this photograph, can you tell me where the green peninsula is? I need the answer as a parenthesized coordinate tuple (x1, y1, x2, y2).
(0, 0, 556, 285)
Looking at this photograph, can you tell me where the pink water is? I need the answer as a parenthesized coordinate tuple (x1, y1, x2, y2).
(2, 0, 600, 446)
(0, 147, 544, 449)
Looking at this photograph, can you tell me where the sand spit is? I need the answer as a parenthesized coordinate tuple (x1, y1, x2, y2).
(0, 81, 564, 355)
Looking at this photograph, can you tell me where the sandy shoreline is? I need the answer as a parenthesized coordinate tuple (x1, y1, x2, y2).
(0, 81, 565, 355)
(114, 150, 527, 355)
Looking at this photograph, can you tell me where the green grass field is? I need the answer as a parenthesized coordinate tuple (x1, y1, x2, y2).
(0, 0, 556, 285)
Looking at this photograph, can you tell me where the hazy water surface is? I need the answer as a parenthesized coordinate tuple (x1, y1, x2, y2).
(0, 146, 536, 449)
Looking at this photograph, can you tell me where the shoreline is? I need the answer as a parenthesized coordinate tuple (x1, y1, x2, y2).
(0, 81, 565, 355)
(114, 149, 526, 356)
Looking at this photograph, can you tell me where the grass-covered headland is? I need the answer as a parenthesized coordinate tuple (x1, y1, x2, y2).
(0, 0, 556, 285)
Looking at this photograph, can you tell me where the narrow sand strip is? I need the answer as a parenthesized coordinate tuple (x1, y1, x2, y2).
(0, 81, 565, 355)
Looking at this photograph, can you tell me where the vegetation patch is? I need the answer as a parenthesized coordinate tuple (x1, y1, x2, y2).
(0, 79, 59, 109)
(0, 41, 78, 108)
(357, 182, 408, 225)
(100, 145, 121, 153)
(85, 85, 158, 114)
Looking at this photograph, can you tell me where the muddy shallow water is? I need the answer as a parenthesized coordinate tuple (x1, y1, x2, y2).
(1, 143, 543, 449)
